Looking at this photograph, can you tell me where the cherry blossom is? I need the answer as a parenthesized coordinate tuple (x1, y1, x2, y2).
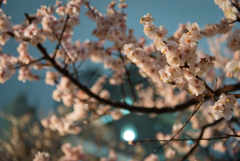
(33, 152, 50, 161)
(208, 93, 237, 120)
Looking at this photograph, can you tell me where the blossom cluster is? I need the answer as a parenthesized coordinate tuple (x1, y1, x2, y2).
(226, 32, 240, 52)
(86, 1, 130, 47)
(53, 74, 106, 104)
(17, 43, 32, 64)
(58, 0, 83, 16)
(0, 9, 11, 46)
(34, 144, 161, 161)
(59, 143, 85, 161)
(104, 57, 126, 73)
(225, 60, 240, 78)
(52, 76, 79, 106)
(33, 144, 86, 161)
(123, 14, 218, 96)
(215, 0, 238, 20)
(0, 9, 12, 33)
(135, 85, 188, 109)
(0, 1, 83, 83)
(16, 42, 42, 82)
(123, 43, 166, 83)
(41, 113, 82, 135)
(33, 152, 50, 161)
(100, 149, 118, 161)
(143, 154, 159, 161)
(55, 40, 107, 64)
(84, 2, 140, 85)
(207, 35, 230, 70)
(0, 54, 17, 83)
(41, 75, 123, 135)
(41, 77, 86, 133)
(0, 0, 136, 87)
(18, 66, 39, 82)
(201, 18, 233, 37)
(10, 1, 81, 47)
(208, 93, 237, 120)
(167, 18, 233, 52)
(45, 71, 58, 85)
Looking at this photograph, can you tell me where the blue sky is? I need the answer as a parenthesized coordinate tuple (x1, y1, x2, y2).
(0, 0, 228, 113)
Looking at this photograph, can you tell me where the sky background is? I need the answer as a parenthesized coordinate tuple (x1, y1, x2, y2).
(0, 0, 228, 115)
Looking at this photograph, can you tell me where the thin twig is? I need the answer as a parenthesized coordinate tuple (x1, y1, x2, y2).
(211, 144, 214, 161)
(76, 60, 85, 70)
(180, 118, 224, 161)
(233, 141, 240, 153)
(132, 78, 149, 85)
(24, 13, 36, 25)
(120, 84, 126, 103)
(135, 135, 239, 143)
(72, 63, 79, 81)
(85, 68, 98, 86)
(13, 57, 45, 70)
(154, 98, 205, 152)
(75, 107, 110, 127)
(226, 120, 237, 135)
(228, 19, 238, 25)
(214, 78, 218, 91)
(52, 14, 70, 59)
(197, 76, 216, 95)
(69, 70, 84, 77)
(118, 49, 137, 101)
(232, 117, 240, 126)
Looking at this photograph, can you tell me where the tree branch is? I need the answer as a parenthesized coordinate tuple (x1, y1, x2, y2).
(52, 14, 70, 59)
(6, 31, 240, 114)
(24, 43, 240, 115)
(14, 57, 45, 70)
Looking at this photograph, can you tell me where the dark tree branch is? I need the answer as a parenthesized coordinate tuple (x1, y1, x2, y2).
(6, 31, 240, 114)
(232, 1, 240, 12)
(37, 43, 204, 114)
(24, 13, 36, 25)
(36, 43, 240, 114)
(118, 49, 137, 101)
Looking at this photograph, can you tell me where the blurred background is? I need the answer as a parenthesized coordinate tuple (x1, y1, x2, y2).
(0, 0, 235, 160)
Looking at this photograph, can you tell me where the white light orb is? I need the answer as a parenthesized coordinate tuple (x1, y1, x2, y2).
(123, 130, 135, 141)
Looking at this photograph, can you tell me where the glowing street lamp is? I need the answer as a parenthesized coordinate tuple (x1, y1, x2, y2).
(123, 130, 135, 141)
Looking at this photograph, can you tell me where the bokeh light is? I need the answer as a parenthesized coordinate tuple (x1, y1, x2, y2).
(123, 130, 135, 141)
